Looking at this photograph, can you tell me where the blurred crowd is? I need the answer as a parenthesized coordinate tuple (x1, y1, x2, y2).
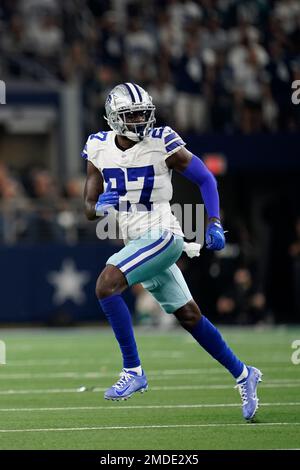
(1, 0, 300, 134)
(0, 161, 94, 244)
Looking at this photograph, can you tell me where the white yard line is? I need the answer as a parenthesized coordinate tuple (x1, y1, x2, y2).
(0, 422, 300, 434)
(0, 402, 299, 412)
(0, 369, 299, 380)
(0, 382, 299, 395)
(1, 367, 226, 377)
(1, 351, 184, 366)
(4, 358, 298, 367)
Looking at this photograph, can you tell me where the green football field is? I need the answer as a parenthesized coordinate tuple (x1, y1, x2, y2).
(0, 326, 299, 450)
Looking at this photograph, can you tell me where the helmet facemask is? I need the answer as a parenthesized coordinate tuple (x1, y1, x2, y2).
(104, 85, 156, 141)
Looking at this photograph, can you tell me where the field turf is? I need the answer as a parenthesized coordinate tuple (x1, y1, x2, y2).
(0, 326, 299, 450)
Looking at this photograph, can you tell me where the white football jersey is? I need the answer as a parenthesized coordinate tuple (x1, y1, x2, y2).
(82, 126, 185, 242)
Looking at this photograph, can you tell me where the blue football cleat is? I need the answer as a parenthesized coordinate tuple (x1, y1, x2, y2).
(235, 366, 263, 420)
(104, 369, 148, 401)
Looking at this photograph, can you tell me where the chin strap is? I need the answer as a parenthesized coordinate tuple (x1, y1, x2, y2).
(183, 242, 202, 258)
(123, 131, 141, 142)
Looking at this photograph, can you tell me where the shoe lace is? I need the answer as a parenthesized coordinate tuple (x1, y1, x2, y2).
(113, 371, 134, 390)
(235, 381, 248, 406)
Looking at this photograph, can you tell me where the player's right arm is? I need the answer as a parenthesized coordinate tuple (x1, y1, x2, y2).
(84, 161, 104, 220)
(160, 126, 225, 251)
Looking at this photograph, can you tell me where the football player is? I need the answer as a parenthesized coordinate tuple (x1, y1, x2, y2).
(83, 83, 262, 420)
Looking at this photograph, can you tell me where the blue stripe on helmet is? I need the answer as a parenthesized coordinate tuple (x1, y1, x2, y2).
(133, 83, 143, 102)
(124, 83, 136, 103)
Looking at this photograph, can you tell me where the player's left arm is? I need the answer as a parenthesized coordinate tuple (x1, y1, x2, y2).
(84, 161, 104, 220)
(166, 147, 225, 251)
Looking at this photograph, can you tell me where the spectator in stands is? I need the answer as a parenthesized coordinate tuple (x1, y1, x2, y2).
(124, 16, 157, 82)
(0, 162, 30, 244)
(173, 36, 209, 132)
(148, 77, 177, 127)
(216, 267, 271, 325)
(228, 34, 269, 133)
(26, 169, 63, 242)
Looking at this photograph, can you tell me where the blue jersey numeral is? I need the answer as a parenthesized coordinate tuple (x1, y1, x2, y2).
(102, 168, 126, 196)
(151, 127, 164, 139)
(103, 165, 155, 210)
(90, 131, 108, 142)
(127, 166, 154, 210)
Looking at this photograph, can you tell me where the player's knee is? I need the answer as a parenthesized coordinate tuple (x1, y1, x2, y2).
(95, 265, 127, 299)
(174, 300, 202, 330)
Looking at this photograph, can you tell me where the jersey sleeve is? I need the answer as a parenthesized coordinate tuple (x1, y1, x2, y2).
(81, 142, 88, 159)
(81, 132, 108, 166)
(162, 126, 186, 157)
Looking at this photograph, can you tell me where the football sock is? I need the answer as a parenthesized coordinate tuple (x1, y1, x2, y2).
(190, 315, 244, 379)
(99, 294, 141, 369)
(236, 364, 249, 383)
(124, 366, 143, 376)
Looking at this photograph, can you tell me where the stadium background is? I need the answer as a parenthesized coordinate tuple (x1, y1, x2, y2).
(0, 0, 299, 326)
